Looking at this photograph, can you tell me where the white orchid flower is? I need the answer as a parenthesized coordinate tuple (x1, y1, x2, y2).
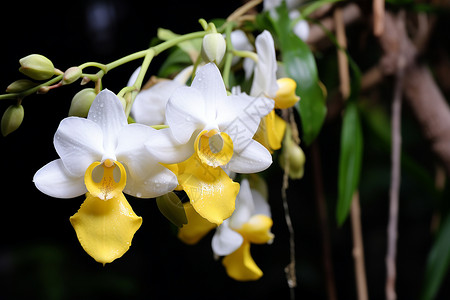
(178, 178, 274, 281)
(34, 89, 177, 199)
(33, 89, 178, 264)
(146, 62, 274, 225)
(128, 66, 193, 125)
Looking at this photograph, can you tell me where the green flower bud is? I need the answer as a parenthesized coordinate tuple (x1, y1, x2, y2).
(201, 33, 226, 64)
(6, 79, 37, 93)
(1, 104, 24, 136)
(279, 127, 306, 179)
(62, 67, 82, 85)
(69, 88, 97, 117)
(19, 54, 55, 80)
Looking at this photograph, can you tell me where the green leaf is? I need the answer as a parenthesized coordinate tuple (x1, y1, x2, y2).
(337, 100, 363, 225)
(421, 213, 450, 300)
(156, 192, 188, 228)
(158, 47, 192, 78)
(264, 3, 327, 145)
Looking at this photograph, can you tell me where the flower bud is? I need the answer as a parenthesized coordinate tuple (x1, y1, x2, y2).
(274, 78, 300, 109)
(1, 104, 24, 136)
(279, 141, 305, 179)
(19, 54, 55, 81)
(62, 67, 82, 85)
(68, 88, 97, 117)
(6, 79, 37, 93)
(201, 33, 226, 64)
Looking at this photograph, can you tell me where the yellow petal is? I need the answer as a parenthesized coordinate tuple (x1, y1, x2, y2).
(195, 129, 234, 168)
(222, 240, 263, 281)
(178, 202, 216, 244)
(254, 110, 286, 152)
(70, 192, 142, 265)
(266, 111, 287, 151)
(178, 155, 240, 225)
(238, 214, 274, 244)
(274, 77, 300, 109)
(84, 160, 126, 200)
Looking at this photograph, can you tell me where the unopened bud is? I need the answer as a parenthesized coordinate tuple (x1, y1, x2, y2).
(62, 67, 82, 85)
(1, 104, 24, 136)
(19, 54, 55, 81)
(201, 33, 226, 64)
(69, 88, 97, 117)
(6, 79, 37, 93)
(274, 78, 300, 109)
(279, 141, 305, 179)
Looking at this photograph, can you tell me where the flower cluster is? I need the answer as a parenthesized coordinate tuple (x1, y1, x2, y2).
(2, 1, 308, 281)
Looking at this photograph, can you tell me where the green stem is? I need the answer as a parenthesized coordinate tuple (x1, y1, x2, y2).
(232, 49, 258, 62)
(222, 22, 236, 90)
(0, 75, 63, 100)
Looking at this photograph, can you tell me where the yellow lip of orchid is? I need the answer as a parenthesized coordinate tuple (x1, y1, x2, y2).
(70, 159, 142, 265)
(84, 159, 126, 201)
(274, 77, 300, 109)
(195, 129, 234, 168)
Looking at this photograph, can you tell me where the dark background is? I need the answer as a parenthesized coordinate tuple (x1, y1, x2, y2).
(0, 1, 448, 299)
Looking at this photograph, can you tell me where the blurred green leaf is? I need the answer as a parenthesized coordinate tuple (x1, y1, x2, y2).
(156, 192, 188, 228)
(421, 212, 450, 300)
(337, 100, 363, 225)
(263, 2, 327, 145)
(158, 47, 193, 78)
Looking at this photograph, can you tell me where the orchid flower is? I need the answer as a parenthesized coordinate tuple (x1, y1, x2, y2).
(178, 178, 274, 281)
(127, 66, 193, 125)
(33, 89, 178, 264)
(250, 31, 300, 153)
(146, 63, 274, 225)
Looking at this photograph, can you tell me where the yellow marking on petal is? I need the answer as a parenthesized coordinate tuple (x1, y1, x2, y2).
(84, 161, 126, 200)
(178, 202, 216, 245)
(177, 154, 239, 225)
(70, 192, 142, 265)
(222, 240, 263, 281)
(195, 129, 234, 168)
(238, 214, 274, 244)
(274, 77, 300, 109)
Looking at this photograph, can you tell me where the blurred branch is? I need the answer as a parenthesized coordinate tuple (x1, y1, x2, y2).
(384, 11, 407, 300)
(377, 12, 450, 176)
(312, 142, 338, 300)
(334, 7, 369, 300)
(307, 3, 362, 47)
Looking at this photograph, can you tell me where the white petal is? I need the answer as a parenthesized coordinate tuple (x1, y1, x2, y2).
(88, 89, 127, 155)
(132, 80, 183, 126)
(252, 189, 272, 218)
(229, 179, 255, 230)
(173, 65, 194, 84)
(211, 220, 244, 256)
(165, 86, 206, 144)
(191, 63, 227, 121)
(218, 93, 274, 152)
(226, 140, 272, 173)
(127, 66, 141, 86)
(33, 159, 86, 198)
(54, 117, 103, 176)
(145, 128, 195, 164)
(250, 30, 279, 98)
(115, 124, 178, 198)
(123, 162, 178, 198)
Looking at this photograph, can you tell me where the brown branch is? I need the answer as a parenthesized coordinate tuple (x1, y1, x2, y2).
(312, 142, 338, 300)
(334, 7, 369, 300)
(307, 3, 362, 46)
(377, 12, 450, 176)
